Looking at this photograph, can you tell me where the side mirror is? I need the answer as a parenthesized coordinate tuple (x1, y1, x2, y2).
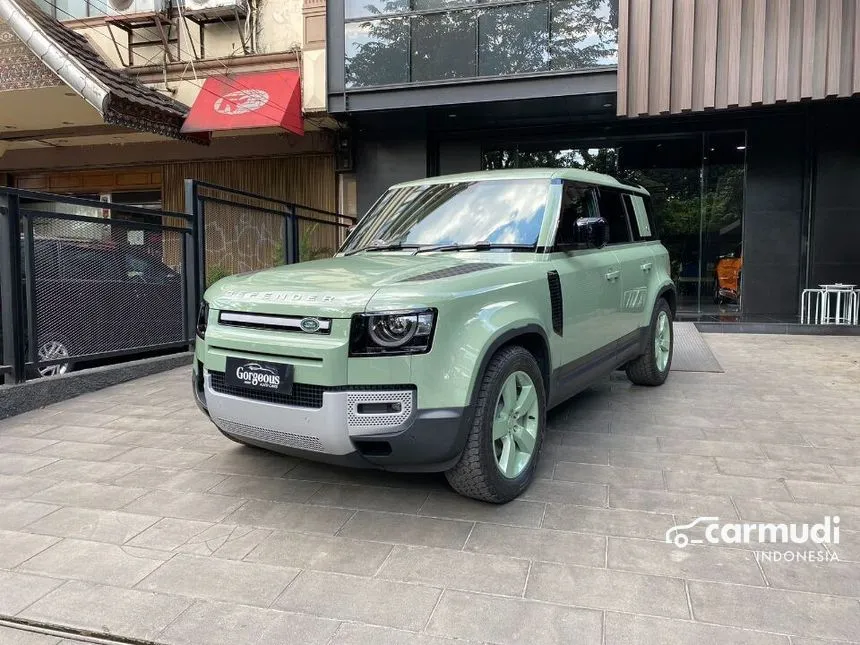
(574, 217, 609, 249)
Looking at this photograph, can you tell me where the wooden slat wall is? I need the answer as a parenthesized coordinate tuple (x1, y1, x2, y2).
(161, 155, 338, 275)
(162, 156, 336, 214)
(618, 0, 860, 116)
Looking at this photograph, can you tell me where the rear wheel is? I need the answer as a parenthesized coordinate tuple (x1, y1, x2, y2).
(445, 345, 546, 503)
(626, 299, 673, 386)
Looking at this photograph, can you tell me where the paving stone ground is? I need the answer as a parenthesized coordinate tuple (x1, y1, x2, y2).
(0, 333, 858, 645)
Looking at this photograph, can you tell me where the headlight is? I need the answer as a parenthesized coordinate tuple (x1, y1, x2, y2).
(349, 309, 436, 356)
(196, 302, 209, 339)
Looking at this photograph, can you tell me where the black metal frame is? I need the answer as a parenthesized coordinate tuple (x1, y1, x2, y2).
(0, 187, 197, 385)
(185, 179, 357, 292)
(1, 182, 354, 386)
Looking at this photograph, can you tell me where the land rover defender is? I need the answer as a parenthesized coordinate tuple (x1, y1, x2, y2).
(193, 169, 676, 502)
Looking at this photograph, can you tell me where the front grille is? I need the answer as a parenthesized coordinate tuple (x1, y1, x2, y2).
(218, 311, 331, 335)
(215, 417, 325, 452)
(209, 371, 325, 409)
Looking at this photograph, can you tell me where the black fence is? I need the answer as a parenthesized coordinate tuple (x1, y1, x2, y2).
(1, 182, 353, 386)
(185, 180, 356, 295)
(0, 189, 197, 385)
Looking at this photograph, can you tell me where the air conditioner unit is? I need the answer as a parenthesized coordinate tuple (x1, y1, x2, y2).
(105, 0, 168, 15)
(181, 0, 248, 18)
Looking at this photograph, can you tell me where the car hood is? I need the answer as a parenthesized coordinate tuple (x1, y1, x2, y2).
(204, 253, 508, 318)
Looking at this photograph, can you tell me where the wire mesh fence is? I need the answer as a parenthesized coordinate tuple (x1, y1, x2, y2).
(1, 181, 353, 385)
(1, 189, 195, 383)
(189, 181, 355, 289)
(296, 206, 350, 262)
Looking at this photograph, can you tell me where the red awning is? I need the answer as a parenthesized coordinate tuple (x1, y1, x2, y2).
(180, 70, 303, 135)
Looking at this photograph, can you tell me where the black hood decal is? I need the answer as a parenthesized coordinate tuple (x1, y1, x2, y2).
(401, 263, 504, 282)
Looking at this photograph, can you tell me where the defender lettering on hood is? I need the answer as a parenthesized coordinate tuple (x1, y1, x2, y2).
(222, 290, 336, 303)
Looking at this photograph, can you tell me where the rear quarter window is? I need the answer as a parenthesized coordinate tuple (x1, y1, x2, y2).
(623, 194, 657, 241)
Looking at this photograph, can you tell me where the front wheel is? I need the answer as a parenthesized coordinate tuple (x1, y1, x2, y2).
(626, 299, 673, 386)
(445, 345, 546, 503)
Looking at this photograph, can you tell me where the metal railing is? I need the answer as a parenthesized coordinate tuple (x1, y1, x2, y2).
(1, 183, 354, 385)
(184, 180, 356, 298)
(0, 188, 198, 385)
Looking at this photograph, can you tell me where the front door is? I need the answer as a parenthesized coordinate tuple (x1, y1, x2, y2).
(549, 183, 622, 370)
(551, 248, 622, 367)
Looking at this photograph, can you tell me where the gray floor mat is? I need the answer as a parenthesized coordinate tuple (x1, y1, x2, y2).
(671, 322, 724, 372)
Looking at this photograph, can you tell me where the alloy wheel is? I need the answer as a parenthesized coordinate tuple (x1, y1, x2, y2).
(37, 341, 70, 377)
(654, 311, 671, 372)
(492, 370, 539, 478)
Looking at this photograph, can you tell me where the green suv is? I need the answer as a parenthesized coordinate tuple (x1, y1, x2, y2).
(193, 169, 676, 502)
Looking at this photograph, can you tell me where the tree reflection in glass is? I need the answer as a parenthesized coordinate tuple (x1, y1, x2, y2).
(344, 0, 619, 88)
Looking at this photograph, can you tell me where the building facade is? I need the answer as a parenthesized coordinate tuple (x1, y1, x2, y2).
(1, 0, 339, 222)
(327, 0, 860, 319)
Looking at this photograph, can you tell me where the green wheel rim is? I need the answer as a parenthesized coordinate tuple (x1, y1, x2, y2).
(655, 310, 671, 372)
(493, 370, 539, 479)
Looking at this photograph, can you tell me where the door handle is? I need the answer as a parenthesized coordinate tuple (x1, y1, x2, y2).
(641, 262, 653, 272)
(605, 270, 621, 282)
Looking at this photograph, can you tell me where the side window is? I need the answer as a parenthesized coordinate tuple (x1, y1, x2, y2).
(623, 194, 656, 241)
(59, 246, 120, 281)
(124, 254, 175, 284)
(596, 189, 633, 244)
(555, 182, 598, 247)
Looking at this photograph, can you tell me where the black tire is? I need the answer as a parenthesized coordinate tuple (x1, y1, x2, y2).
(445, 345, 546, 504)
(626, 299, 673, 386)
(713, 278, 723, 304)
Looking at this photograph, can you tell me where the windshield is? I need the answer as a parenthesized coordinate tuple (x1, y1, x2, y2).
(341, 178, 550, 253)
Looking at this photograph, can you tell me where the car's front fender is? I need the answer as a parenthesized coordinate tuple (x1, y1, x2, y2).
(411, 297, 551, 409)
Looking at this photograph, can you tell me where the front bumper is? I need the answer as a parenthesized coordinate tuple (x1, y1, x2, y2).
(197, 370, 468, 471)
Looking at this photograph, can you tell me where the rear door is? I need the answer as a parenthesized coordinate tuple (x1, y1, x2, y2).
(123, 251, 185, 347)
(606, 191, 656, 338)
(57, 244, 126, 356)
(595, 187, 651, 341)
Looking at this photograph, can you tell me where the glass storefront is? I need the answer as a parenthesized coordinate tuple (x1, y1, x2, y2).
(344, 0, 618, 88)
(483, 131, 746, 315)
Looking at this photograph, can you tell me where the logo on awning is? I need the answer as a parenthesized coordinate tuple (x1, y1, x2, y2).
(213, 89, 270, 116)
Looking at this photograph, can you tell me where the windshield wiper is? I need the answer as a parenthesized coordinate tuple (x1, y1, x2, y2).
(343, 242, 421, 256)
(414, 242, 534, 254)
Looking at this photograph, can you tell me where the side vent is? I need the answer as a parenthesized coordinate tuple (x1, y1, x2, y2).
(547, 270, 563, 336)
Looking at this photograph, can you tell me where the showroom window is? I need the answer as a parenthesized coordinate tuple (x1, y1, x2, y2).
(482, 131, 747, 315)
(344, 0, 618, 88)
